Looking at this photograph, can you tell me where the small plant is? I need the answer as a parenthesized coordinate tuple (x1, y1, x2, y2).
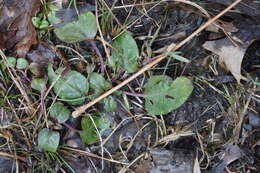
(110, 32, 139, 73)
(32, 13, 50, 29)
(1, 57, 29, 70)
(47, 5, 97, 43)
(144, 76, 194, 115)
(38, 128, 60, 152)
(47, 63, 89, 105)
(36, 1, 192, 160)
(49, 102, 71, 123)
(31, 78, 46, 92)
(88, 72, 117, 112)
(6, 57, 17, 68)
(80, 114, 110, 145)
(16, 58, 29, 69)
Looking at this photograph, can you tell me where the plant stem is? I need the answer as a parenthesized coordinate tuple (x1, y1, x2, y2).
(112, 69, 125, 83)
(90, 40, 105, 73)
(124, 91, 148, 98)
(62, 122, 81, 133)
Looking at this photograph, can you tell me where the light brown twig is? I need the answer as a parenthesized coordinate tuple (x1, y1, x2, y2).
(60, 148, 128, 165)
(0, 151, 26, 162)
(72, 0, 242, 118)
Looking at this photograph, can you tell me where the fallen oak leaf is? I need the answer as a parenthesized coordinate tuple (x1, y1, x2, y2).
(203, 38, 245, 82)
(0, 0, 40, 57)
(203, 25, 260, 83)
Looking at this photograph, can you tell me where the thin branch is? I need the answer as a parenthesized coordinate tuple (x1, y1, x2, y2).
(0, 151, 27, 162)
(62, 122, 81, 133)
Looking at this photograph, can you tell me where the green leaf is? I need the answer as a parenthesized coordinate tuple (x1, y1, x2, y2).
(32, 17, 42, 28)
(47, 6, 61, 24)
(167, 52, 190, 63)
(47, 63, 89, 105)
(88, 72, 112, 100)
(31, 78, 46, 92)
(88, 73, 117, 112)
(110, 32, 139, 73)
(49, 102, 71, 123)
(103, 96, 117, 112)
(39, 20, 49, 29)
(47, 3, 61, 12)
(80, 115, 110, 144)
(6, 57, 17, 68)
(16, 58, 29, 69)
(89, 72, 112, 96)
(144, 76, 193, 115)
(38, 128, 60, 152)
(48, 8, 97, 43)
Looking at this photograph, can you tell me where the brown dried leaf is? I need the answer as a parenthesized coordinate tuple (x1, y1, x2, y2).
(206, 21, 238, 33)
(149, 148, 195, 173)
(27, 43, 57, 77)
(0, 0, 40, 57)
(212, 144, 242, 173)
(134, 160, 153, 173)
(203, 38, 246, 82)
(203, 25, 260, 83)
(193, 157, 201, 173)
(27, 43, 56, 64)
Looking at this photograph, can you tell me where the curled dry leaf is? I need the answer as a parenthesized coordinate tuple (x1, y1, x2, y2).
(0, 0, 40, 57)
(27, 43, 57, 64)
(203, 38, 245, 82)
(27, 43, 57, 77)
(203, 25, 260, 83)
(149, 148, 195, 173)
(212, 144, 242, 173)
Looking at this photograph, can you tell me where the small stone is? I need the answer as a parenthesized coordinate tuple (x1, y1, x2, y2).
(248, 112, 260, 128)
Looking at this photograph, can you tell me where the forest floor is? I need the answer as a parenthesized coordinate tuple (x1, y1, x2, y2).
(0, 0, 259, 172)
